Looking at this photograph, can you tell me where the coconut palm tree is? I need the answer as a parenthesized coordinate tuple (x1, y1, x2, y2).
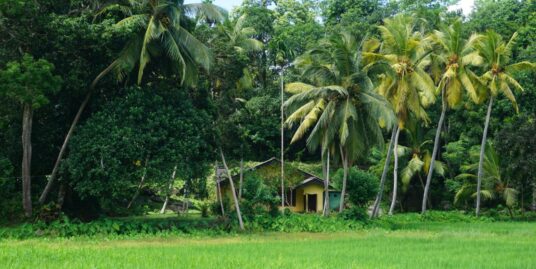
(285, 32, 394, 214)
(39, 0, 226, 204)
(474, 30, 535, 216)
(399, 118, 445, 196)
(454, 142, 517, 218)
(363, 14, 435, 215)
(421, 19, 482, 214)
(94, 0, 226, 85)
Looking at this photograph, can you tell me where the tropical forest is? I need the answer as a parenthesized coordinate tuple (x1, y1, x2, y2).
(0, 0, 535, 268)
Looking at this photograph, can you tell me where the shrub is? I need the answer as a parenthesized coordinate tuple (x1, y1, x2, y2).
(239, 172, 280, 220)
(333, 167, 379, 207)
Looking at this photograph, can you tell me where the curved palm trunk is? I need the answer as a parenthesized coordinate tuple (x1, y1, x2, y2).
(372, 125, 397, 218)
(22, 104, 33, 217)
(39, 89, 94, 204)
(388, 126, 401, 215)
(338, 145, 348, 213)
(219, 147, 244, 230)
(476, 96, 494, 216)
(422, 90, 447, 214)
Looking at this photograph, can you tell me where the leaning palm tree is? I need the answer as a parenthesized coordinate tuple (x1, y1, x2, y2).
(39, 0, 226, 204)
(285, 32, 394, 214)
(421, 19, 482, 214)
(364, 14, 435, 215)
(473, 30, 535, 216)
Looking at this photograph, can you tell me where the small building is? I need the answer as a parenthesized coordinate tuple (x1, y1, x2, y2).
(216, 157, 341, 213)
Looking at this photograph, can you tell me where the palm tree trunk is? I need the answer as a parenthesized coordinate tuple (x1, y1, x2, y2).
(323, 150, 330, 216)
(339, 145, 348, 213)
(476, 96, 494, 217)
(388, 126, 401, 215)
(422, 91, 447, 214)
(372, 125, 397, 218)
(160, 165, 177, 214)
(219, 147, 244, 230)
(21, 103, 33, 217)
(127, 156, 149, 209)
(39, 88, 94, 204)
(280, 68, 285, 212)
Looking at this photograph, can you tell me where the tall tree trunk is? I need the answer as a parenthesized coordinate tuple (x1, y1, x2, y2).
(160, 165, 177, 214)
(372, 125, 397, 218)
(339, 145, 348, 213)
(476, 96, 494, 217)
(388, 126, 401, 215)
(21, 104, 33, 218)
(239, 159, 243, 200)
(216, 162, 225, 215)
(127, 156, 149, 209)
(280, 68, 285, 212)
(323, 151, 330, 216)
(422, 89, 447, 214)
(39, 89, 94, 204)
(219, 148, 244, 230)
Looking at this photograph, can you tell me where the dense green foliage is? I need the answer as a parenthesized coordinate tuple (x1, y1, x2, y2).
(64, 84, 212, 216)
(0, 0, 534, 225)
(334, 168, 379, 207)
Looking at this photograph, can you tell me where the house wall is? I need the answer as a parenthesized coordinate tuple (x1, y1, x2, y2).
(220, 182, 327, 213)
(287, 184, 324, 213)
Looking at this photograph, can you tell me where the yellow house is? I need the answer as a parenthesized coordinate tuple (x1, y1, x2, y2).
(216, 158, 341, 213)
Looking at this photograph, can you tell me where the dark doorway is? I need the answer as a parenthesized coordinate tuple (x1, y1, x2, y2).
(306, 194, 317, 212)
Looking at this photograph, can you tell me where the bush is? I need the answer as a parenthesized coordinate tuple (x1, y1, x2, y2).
(333, 167, 379, 207)
(0, 215, 227, 240)
(247, 213, 363, 232)
(339, 207, 368, 221)
(239, 172, 280, 220)
(64, 83, 212, 216)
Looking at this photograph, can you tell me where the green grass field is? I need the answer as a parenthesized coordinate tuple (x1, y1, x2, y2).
(1, 221, 536, 269)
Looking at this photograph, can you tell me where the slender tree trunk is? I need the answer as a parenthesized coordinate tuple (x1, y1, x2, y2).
(422, 89, 447, 214)
(239, 159, 243, 200)
(219, 148, 244, 230)
(389, 126, 401, 215)
(160, 165, 177, 214)
(39, 89, 94, 204)
(21, 104, 33, 218)
(216, 162, 225, 215)
(280, 68, 285, 213)
(127, 157, 149, 209)
(339, 145, 348, 213)
(476, 96, 494, 217)
(323, 151, 330, 216)
(372, 125, 397, 218)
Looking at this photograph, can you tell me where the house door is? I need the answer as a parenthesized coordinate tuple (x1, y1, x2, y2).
(307, 194, 317, 212)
